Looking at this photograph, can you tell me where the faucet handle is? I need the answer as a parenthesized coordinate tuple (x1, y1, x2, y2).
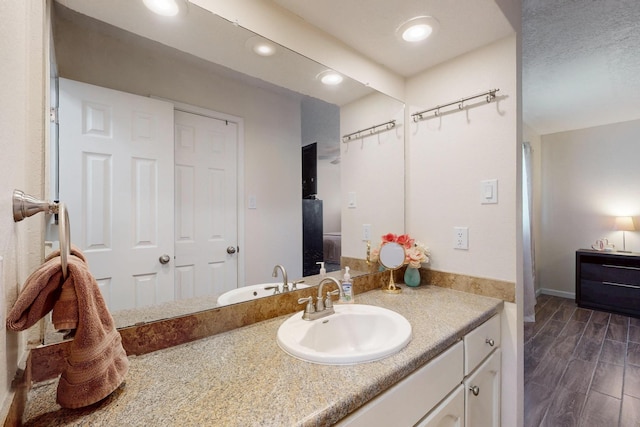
(264, 285, 280, 295)
(324, 289, 340, 309)
(297, 296, 315, 315)
(291, 279, 305, 290)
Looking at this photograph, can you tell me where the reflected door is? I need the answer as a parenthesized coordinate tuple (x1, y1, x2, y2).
(58, 78, 175, 311)
(174, 111, 238, 299)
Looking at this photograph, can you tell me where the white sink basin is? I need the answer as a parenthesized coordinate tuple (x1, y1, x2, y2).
(217, 283, 310, 305)
(277, 304, 412, 365)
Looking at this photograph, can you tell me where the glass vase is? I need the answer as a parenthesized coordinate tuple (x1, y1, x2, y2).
(404, 267, 421, 287)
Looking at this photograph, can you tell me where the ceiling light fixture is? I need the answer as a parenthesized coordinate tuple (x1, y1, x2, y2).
(245, 36, 278, 57)
(397, 16, 439, 43)
(142, 0, 188, 17)
(317, 70, 343, 86)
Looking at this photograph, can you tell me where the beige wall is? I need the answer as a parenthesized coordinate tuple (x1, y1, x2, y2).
(538, 118, 640, 297)
(406, 36, 518, 283)
(0, 0, 47, 418)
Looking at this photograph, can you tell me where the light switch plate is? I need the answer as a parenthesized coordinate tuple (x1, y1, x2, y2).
(481, 179, 498, 204)
(348, 192, 357, 208)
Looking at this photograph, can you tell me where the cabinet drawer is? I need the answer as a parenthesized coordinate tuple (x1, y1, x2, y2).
(581, 262, 640, 286)
(415, 384, 464, 427)
(579, 279, 640, 316)
(337, 341, 463, 427)
(464, 315, 500, 376)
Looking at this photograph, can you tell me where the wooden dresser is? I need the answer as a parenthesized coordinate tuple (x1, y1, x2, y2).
(576, 249, 640, 318)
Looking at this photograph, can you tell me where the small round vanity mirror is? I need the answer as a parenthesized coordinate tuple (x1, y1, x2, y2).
(378, 242, 405, 294)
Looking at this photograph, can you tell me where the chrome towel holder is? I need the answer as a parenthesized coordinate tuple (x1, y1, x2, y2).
(13, 189, 71, 279)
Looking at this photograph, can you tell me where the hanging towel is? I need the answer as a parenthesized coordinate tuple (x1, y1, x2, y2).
(6, 254, 129, 409)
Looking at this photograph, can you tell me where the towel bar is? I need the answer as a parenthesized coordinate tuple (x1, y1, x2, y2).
(12, 189, 71, 279)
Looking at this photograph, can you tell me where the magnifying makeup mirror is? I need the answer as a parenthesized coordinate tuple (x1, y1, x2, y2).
(378, 242, 405, 294)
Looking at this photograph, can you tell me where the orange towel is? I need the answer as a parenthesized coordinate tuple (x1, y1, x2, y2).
(6, 254, 129, 409)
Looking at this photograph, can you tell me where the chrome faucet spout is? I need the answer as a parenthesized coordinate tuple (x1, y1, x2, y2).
(298, 277, 345, 320)
(272, 264, 289, 292)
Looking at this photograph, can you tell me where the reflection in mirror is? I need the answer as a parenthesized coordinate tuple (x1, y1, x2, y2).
(378, 242, 405, 294)
(46, 0, 404, 341)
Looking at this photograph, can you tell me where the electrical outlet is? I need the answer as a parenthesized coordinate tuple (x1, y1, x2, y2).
(454, 227, 469, 250)
(362, 224, 372, 241)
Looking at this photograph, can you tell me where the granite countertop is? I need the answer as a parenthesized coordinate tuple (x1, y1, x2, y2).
(22, 286, 503, 426)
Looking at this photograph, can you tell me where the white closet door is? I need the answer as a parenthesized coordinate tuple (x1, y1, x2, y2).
(174, 110, 238, 299)
(59, 78, 175, 311)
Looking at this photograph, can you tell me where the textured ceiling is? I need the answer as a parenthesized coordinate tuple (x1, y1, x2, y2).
(523, 0, 640, 135)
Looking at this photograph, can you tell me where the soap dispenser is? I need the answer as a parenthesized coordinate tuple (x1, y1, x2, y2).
(341, 266, 354, 303)
(316, 261, 326, 277)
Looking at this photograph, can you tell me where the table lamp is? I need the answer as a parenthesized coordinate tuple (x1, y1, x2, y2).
(615, 216, 635, 252)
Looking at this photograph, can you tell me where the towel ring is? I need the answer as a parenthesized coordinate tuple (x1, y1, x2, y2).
(58, 203, 71, 279)
(12, 189, 72, 279)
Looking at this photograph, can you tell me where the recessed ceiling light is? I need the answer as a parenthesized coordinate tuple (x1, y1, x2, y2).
(317, 70, 343, 86)
(397, 16, 439, 43)
(245, 36, 278, 57)
(142, 0, 188, 17)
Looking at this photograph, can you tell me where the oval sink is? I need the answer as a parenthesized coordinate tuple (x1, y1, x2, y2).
(217, 283, 310, 305)
(277, 304, 412, 365)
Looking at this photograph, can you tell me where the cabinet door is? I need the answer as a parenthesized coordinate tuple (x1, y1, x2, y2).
(416, 385, 464, 427)
(464, 349, 501, 427)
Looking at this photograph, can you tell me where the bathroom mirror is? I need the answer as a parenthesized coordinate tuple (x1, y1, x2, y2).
(378, 242, 406, 294)
(46, 0, 405, 336)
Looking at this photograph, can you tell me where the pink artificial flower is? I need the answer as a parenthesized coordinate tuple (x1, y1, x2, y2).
(381, 233, 397, 243)
(396, 234, 415, 249)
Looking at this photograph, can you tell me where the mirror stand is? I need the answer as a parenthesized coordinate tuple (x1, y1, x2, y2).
(378, 242, 406, 294)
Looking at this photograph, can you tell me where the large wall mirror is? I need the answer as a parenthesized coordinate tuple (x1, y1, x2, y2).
(47, 0, 405, 340)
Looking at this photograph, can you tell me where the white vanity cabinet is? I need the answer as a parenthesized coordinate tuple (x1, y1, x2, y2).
(463, 313, 501, 427)
(337, 313, 501, 427)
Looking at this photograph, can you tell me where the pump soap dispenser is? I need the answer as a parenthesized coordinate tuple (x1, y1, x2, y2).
(341, 266, 354, 303)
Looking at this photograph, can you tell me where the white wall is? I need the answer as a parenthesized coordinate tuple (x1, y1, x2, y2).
(0, 0, 47, 417)
(54, 11, 303, 284)
(406, 34, 519, 427)
(406, 36, 518, 282)
(538, 118, 640, 296)
(340, 93, 405, 258)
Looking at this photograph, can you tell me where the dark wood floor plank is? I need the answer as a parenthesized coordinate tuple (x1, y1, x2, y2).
(620, 394, 640, 427)
(590, 361, 624, 399)
(589, 310, 611, 325)
(606, 321, 628, 342)
(540, 319, 569, 338)
(540, 386, 586, 427)
(628, 325, 640, 344)
(624, 364, 640, 399)
(600, 339, 627, 365)
(571, 308, 592, 323)
(524, 382, 555, 427)
(531, 354, 571, 388)
(579, 391, 620, 427)
(627, 342, 640, 366)
(573, 337, 603, 363)
(553, 305, 577, 322)
(559, 358, 596, 393)
(582, 321, 607, 342)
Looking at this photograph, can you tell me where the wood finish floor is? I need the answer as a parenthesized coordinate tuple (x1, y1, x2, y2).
(524, 294, 640, 427)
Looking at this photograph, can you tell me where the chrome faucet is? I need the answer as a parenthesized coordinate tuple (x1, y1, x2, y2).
(272, 264, 289, 292)
(297, 277, 344, 321)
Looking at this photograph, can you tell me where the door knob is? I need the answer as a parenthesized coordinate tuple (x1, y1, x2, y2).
(227, 246, 237, 254)
(159, 254, 171, 264)
(469, 385, 480, 396)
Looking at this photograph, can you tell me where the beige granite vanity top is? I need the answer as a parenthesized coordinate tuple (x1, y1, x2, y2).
(22, 285, 502, 426)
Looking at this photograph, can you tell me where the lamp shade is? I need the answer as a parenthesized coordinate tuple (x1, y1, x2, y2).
(615, 216, 636, 231)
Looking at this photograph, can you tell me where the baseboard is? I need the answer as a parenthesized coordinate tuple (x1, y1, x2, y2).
(538, 288, 575, 300)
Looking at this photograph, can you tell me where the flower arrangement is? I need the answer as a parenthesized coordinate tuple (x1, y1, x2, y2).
(370, 233, 430, 269)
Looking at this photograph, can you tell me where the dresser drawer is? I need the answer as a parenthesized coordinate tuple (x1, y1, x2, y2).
(579, 279, 640, 316)
(581, 262, 640, 286)
(464, 314, 500, 376)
